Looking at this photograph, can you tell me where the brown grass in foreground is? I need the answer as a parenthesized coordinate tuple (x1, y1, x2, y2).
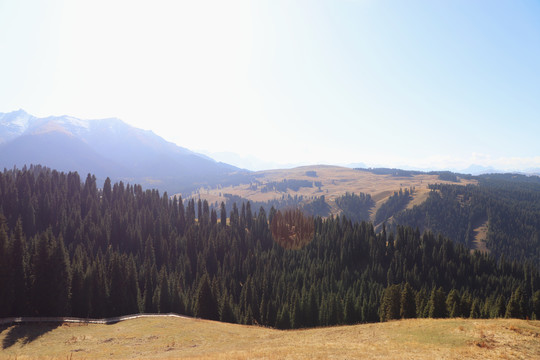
(1, 317, 539, 359)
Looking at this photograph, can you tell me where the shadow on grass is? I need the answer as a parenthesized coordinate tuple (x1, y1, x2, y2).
(2, 322, 60, 349)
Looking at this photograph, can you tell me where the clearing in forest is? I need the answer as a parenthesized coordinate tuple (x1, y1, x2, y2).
(472, 219, 490, 254)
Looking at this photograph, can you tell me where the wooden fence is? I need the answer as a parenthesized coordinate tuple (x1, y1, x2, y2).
(0, 313, 190, 326)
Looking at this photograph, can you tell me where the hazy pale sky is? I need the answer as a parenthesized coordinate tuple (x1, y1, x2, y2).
(1, 0, 540, 171)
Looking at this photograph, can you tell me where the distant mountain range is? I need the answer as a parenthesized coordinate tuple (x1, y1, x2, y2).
(0, 110, 246, 193)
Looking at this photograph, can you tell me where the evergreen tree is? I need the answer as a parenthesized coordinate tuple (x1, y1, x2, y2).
(446, 289, 461, 318)
(1, 167, 540, 326)
(219, 292, 236, 323)
(428, 287, 447, 318)
(31, 231, 51, 315)
(400, 283, 416, 319)
(48, 234, 71, 315)
(70, 260, 87, 317)
(380, 284, 401, 321)
(532, 290, 540, 320)
(292, 296, 304, 328)
(197, 199, 202, 223)
(415, 288, 429, 318)
(276, 305, 291, 329)
(11, 218, 28, 316)
(220, 202, 227, 227)
(157, 268, 170, 313)
(470, 299, 481, 319)
(344, 291, 357, 324)
(103, 177, 112, 203)
(506, 286, 526, 319)
(0, 218, 13, 317)
(195, 273, 219, 320)
(491, 295, 506, 318)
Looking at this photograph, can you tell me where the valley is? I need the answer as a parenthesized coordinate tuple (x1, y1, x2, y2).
(2, 1, 540, 359)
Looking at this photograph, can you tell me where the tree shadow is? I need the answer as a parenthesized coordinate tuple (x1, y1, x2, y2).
(1, 322, 60, 349)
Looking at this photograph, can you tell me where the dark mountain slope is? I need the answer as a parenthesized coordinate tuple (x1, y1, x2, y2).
(0, 110, 246, 193)
(391, 174, 540, 266)
(0, 132, 127, 178)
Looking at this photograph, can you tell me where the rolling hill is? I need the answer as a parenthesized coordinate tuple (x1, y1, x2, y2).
(1, 316, 539, 359)
(181, 166, 540, 266)
(181, 165, 476, 223)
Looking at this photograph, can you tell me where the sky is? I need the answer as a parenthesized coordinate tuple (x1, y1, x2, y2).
(1, 0, 540, 171)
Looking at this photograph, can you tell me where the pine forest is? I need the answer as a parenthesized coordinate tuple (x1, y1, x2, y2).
(1, 166, 540, 329)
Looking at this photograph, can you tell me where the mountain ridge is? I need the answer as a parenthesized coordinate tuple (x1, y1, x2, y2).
(0, 110, 245, 193)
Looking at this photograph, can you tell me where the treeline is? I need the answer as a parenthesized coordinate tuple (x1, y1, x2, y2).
(437, 171, 459, 182)
(394, 175, 540, 266)
(356, 168, 422, 177)
(221, 193, 330, 217)
(380, 282, 540, 321)
(375, 188, 413, 225)
(223, 192, 373, 221)
(221, 193, 305, 215)
(0, 166, 539, 328)
(356, 168, 466, 182)
(302, 196, 331, 217)
(335, 192, 373, 223)
(261, 179, 316, 193)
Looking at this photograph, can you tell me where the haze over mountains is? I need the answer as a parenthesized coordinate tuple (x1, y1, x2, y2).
(0, 110, 244, 193)
(1, 109, 538, 197)
(2, 110, 540, 338)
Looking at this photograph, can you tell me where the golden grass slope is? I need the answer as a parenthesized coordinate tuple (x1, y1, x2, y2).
(1, 317, 539, 359)
(184, 165, 477, 219)
(471, 219, 490, 254)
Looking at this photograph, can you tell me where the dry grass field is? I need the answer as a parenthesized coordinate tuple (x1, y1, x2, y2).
(1, 317, 539, 359)
(184, 165, 476, 219)
(472, 220, 490, 254)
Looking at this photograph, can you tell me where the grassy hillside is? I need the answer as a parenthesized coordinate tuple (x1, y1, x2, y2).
(1, 316, 539, 359)
(184, 165, 475, 219)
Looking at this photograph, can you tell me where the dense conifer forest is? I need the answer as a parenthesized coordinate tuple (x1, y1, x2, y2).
(374, 188, 413, 225)
(1, 166, 540, 328)
(393, 174, 540, 266)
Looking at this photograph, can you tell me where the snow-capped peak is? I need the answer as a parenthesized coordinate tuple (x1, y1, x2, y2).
(0, 109, 36, 143)
(0, 109, 33, 131)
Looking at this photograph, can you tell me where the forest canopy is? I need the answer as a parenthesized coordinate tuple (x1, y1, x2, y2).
(0, 165, 539, 328)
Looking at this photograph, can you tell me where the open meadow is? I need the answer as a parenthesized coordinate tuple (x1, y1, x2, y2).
(184, 165, 476, 222)
(1, 316, 539, 359)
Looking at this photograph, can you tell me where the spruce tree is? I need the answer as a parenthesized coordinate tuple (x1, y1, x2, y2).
(506, 287, 525, 319)
(428, 287, 447, 318)
(380, 284, 401, 321)
(470, 299, 481, 319)
(276, 305, 291, 329)
(0, 219, 13, 317)
(195, 273, 219, 320)
(11, 218, 28, 316)
(157, 268, 170, 313)
(48, 234, 71, 315)
(532, 290, 540, 320)
(400, 283, 416, 319)
(220, 202, 227, 227)
(446, 289, 461, 318)
(219, 292, 236, 323)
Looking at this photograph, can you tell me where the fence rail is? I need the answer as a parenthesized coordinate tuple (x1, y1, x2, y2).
(0, 313, 191, 326)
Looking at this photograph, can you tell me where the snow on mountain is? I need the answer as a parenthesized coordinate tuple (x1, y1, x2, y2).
(0, 110, 245, 193)
(0, 109, 36, 143)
